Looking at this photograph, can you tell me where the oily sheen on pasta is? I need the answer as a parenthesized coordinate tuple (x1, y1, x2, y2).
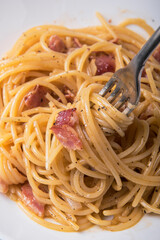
(0, 13, 160, 232)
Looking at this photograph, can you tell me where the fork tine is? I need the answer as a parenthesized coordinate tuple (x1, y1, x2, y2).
(99, 78, 116, 97)
(123, 106, 133, 116)
(114, 95, 127, 109)
(107, 86, 121, 103)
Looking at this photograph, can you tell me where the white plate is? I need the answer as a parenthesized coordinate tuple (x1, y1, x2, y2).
(0, 0, 160, 239)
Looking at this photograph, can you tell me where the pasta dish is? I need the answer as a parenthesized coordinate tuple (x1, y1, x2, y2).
(0, 13, 160, 232)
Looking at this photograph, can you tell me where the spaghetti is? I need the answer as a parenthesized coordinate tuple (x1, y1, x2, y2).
(0, 13, 160, 232)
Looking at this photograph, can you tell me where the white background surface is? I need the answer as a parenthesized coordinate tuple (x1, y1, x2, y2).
(0, 0, 160, 239)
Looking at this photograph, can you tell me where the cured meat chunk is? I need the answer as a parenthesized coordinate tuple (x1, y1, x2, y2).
(51, 124, 83, 150)
(21, 183, 45, 217)
(24, 85, 47, 109)
(48, 35, 66, 53)
(54, 108, 79, 127)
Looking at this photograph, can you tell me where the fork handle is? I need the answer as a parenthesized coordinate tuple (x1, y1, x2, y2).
(131, 26, 160, 70)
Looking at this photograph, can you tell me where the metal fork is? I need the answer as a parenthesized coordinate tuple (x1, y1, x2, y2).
(99, 26, 160, 115)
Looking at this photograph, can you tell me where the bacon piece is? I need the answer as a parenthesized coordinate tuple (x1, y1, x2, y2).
(55, 108, 79, 127)
(50, 85, 74, 104)
(153, 46, 160, 63)
(51, 124, 83, 150)
(73, 37, 82, 48)
(21, 183, 45, 217)
(95, 53, 115, 75)
(0, 178, 8, 194)
(51, 109, 82, 150)
(24, 85, 47, 109)
(48, 35, 66, 53)
(62, 85, 75, 103)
